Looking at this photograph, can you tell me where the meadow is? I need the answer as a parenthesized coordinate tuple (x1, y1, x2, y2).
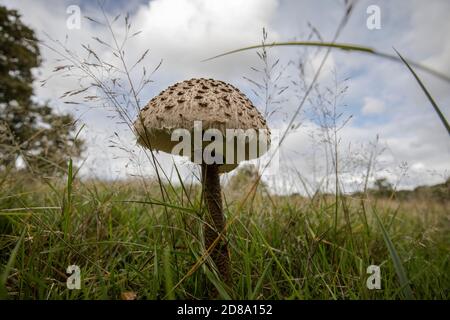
(1, 165, 448, 299)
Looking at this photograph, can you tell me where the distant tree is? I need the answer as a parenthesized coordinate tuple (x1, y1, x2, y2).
(0, 5, 83, 174)
(225, 164, 267, 197)
(373, 177, 393, 197)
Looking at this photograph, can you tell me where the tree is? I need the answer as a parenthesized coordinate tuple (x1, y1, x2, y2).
(225, 164, 267, 198)
(0, 5, 83, 174)
(373, 177, 393, 197)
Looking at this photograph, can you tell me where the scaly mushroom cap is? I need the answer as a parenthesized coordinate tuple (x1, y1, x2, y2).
(134, 78, 270, 173)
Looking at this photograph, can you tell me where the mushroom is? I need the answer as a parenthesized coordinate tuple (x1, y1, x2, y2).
(134, 78, 270, 286)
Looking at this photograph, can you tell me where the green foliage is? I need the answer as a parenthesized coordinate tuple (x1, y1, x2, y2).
(365, 177, 450, 202)
(0, 5, 83, 175)
(0, 172, 448, 299)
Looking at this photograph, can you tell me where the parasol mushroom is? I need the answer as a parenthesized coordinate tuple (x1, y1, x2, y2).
(134, 78, 270, 286)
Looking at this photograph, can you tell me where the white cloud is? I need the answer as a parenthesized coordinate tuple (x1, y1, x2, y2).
(130, 0, 279, 78)
(362, 97, 385, 115)
(1, 0, 449, 192)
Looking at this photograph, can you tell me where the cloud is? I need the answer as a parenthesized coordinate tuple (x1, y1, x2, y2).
(130, 0, 279, 79)
(362, 97, 385, 115)
(1, 0, 449, 192)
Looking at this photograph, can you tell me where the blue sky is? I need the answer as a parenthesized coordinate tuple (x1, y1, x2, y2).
(2, 0, 449, 192)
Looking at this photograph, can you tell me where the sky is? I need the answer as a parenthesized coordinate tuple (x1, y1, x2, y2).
(2, 0, 449, 194)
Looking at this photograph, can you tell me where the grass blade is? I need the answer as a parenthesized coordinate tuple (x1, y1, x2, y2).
(203, 41, 450, 83)
(63, 158, 73, 239)
(163, 247, 175, 300)
(394, 48, 450, 136)
(204, 267, 232, 300)
(373, 211, 414, 299)
(119, 199, 197, 214)
(251, 220, 301, 299)
(0, 229, 26, 298)
(250, 257, 274, 300)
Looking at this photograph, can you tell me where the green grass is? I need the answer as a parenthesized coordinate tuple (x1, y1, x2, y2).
(204, 41, 450, 83)
(394, 48, 450, 136)
(0, 169, 449, 300)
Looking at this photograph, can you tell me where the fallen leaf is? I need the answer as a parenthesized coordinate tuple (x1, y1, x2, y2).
(121, 291, 137, 300)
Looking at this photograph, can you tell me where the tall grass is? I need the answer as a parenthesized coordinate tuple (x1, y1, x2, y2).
(0, 169, 449, 299)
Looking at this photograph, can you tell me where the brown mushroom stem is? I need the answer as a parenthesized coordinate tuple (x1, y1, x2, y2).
(201, 163, 230, 284)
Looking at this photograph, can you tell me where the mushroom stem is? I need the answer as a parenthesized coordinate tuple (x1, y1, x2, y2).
(201, 163, 230, 285)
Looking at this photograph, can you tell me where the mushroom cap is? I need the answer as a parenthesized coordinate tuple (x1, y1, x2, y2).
(134, 78, 270, 173)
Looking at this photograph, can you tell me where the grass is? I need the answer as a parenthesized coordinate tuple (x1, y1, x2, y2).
(204, 41, 450, 84)
(0, 168, 448, 300)
(394, 49, 450, 136)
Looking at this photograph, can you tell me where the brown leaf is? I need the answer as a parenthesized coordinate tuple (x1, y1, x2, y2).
(121, 291, 137, 300)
